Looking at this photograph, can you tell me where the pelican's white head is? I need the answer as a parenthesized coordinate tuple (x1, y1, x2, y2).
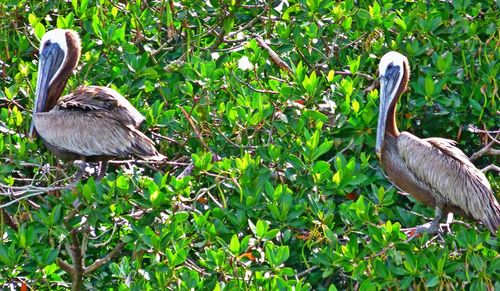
(376, 51, 410, 157)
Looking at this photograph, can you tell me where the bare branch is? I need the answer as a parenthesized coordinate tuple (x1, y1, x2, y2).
(481, 164, 500, 173)
(467, 125, 500, 144)
(255, 35, 292, 74)
(177, 163, 195, 179)
(231, 71, 279, 94)
(227, 7, 268, 38)
(469, 132, 500, 161)
(70, 231, 84, 291)
(0, 183, 75, 209)
(297, 266, 320, 278)
(84, 241, 126, 275)
(57, 258, 74, 274)
(177, 105, 213, 155)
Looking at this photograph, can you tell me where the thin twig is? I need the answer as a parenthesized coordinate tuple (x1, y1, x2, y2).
(467, 125, 500, 144)
(178, 105, 214, 155)
(177, 163, 195, 179)
(0, 184, 75, 209)
(333, 70, 375, 81)
(215, 127, 258, 150)
(227, 7, 268, 38)
(469, 132, 500, 161)
(231, 71, 279, 94)
(255, 35, 292, 74)
(108, 159, 189, 167)
(84, 241, 126, 275)
(296, 266, 320, 278)
(481, 164, 500, 173)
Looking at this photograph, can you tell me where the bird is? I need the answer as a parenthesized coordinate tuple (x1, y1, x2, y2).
(376, 51, 500, 235)
(30, 29, 165, 179)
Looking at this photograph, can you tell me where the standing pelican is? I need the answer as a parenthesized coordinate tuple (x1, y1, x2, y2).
(376, 51, 500, 235)
(30, 29, 164, 178)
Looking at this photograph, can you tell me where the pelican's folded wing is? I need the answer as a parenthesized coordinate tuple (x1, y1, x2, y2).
(397, 132, 499, 233)
(56, 86, 145, 127)
(33, 109, 163, 160)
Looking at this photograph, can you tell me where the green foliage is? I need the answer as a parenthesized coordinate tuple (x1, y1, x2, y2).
(0, 0, 499, 289)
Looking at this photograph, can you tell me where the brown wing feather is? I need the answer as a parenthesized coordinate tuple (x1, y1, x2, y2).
(398, 132, 500, 234)
(56, 86, 145, 127)
(33, 110, 163, 160)
(33, 86, 164, 161)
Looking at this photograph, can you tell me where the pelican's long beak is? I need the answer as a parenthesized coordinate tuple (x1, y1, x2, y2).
(376, 65, 401, 158)
(29, 42, 66, 139)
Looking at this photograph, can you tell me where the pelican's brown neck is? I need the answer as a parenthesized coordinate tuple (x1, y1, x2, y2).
(385, 59, 410, 137)
(45, 30, 81, 111)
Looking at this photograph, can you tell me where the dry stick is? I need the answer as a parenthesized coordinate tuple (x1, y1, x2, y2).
(185, 258, 210, 276)
(255, 35, 293, 74)
(151, 131, 180, 144)
(469, 132, 500, 162)
(0, 184, 75, 209)
(207, 30, 225, 52)
(177, 163, 195, 179)
(227, 7, 268, 38)
(215, 127, 258, 150)
(85, 241, 126, 275)
(296, 266, 320, 279)
(178, 105, 213, 155)
(339, 32, 368, 51)
(176, 105, 215, 179)
(333, 70, 375, 81)
(215, 42, 246, 52)
(467, 125, 500, 143)
(164, 52, 187, 73)
(108, 159, 190, 167)
(231, 71, 279, 94)
(482, 164, 500, 173)
(57, 258, 73, 275)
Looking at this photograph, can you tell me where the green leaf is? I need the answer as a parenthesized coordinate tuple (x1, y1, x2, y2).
(312, 140, 333, 161)
(283, 4, 301, 21)
(34, 23, 46, 40)
(424, 75, 435, 96)
(255, 220, 268, 238)
(425, 275, 440, 287)
(352, 99, 360, 113)
(229, 234, 240, 254)
(116, 175, 129, 190)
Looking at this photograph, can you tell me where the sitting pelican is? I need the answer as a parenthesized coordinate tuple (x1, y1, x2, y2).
(30, 29, 164, 178)
(376, 51, 500, 235)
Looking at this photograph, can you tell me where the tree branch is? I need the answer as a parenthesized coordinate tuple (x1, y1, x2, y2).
(84, 241, 126, 275)
(255, 35, 292, 74)
(469, 132, 499, 162)
(70, 231, 84, 291)
(481, 164, 500, 173)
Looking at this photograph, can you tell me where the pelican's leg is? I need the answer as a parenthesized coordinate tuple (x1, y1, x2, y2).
(96, 161, 108, 181)
(71, 161, 88, 185)
(404, 206, 445, 240)
(414, 206, 444, 235)
(428, 206, 443, 234)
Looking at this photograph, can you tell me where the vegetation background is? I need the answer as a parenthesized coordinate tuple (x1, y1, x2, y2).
(0, 0, 498, 289)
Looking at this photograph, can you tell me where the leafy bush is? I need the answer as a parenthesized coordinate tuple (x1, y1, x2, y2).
(0, 0, 498, 290)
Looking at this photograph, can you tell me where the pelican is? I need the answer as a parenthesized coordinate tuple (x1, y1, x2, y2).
(30, 29, 164, 178)
(376, 51, 500, 235)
